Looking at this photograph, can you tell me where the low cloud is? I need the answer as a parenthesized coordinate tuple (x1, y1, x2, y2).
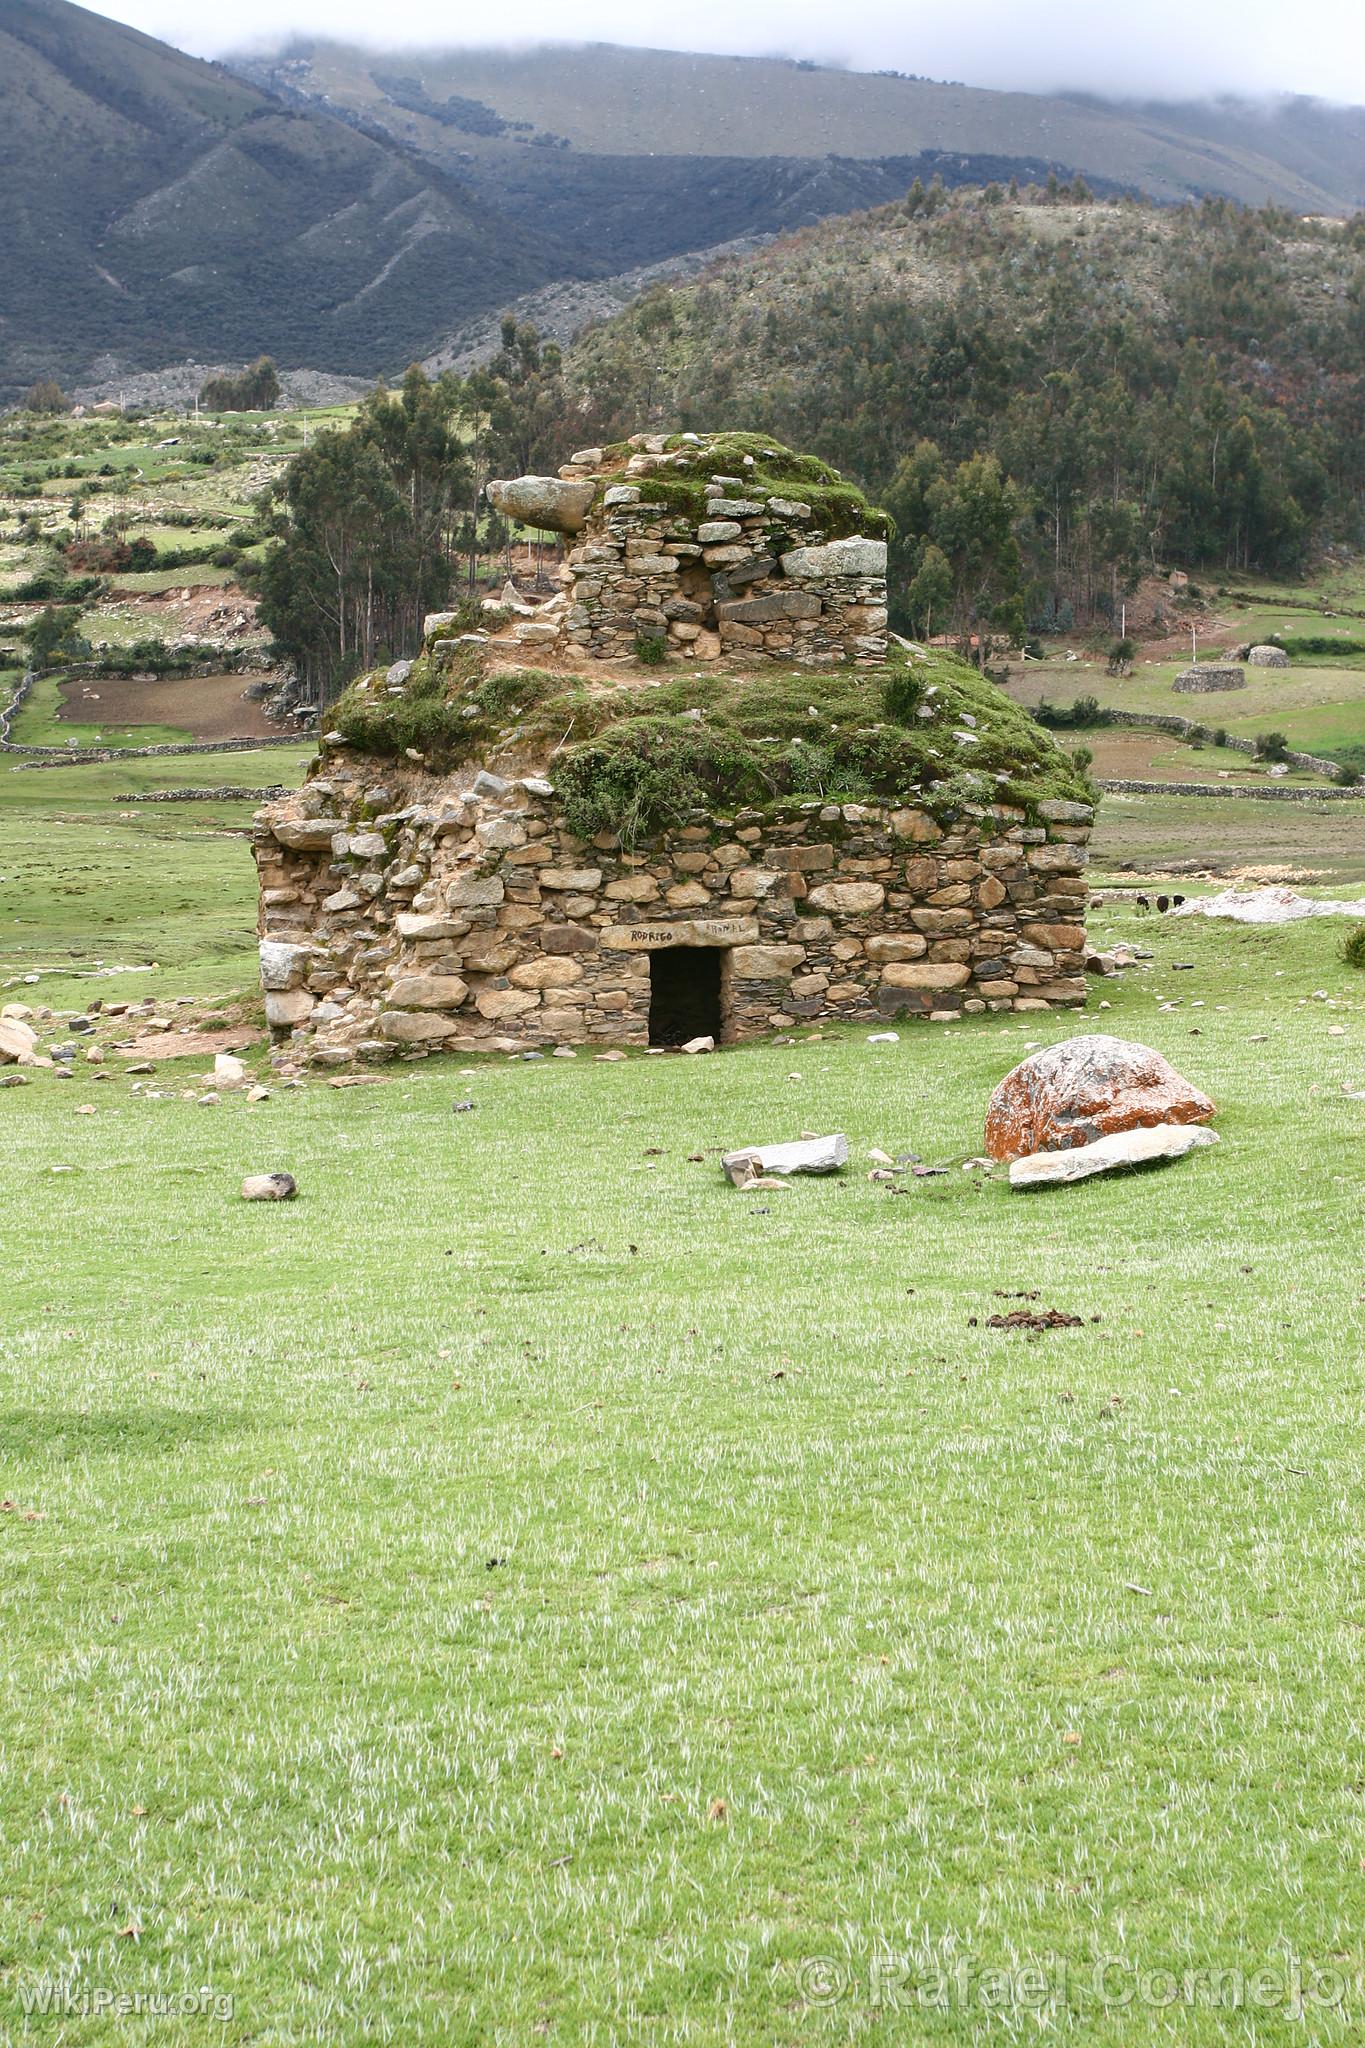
(86, 0, 1365, 105)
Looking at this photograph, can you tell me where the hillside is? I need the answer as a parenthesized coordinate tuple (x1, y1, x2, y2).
(0, 0, 559, 402)
(239, 42, 1365, 216)
(554, 193, 1365, 621)
(4, 9, 1364, 406)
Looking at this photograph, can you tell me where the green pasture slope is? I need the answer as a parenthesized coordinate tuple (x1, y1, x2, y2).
(3, 741, 1365, 2039)
(1013, 562, 1365, 775)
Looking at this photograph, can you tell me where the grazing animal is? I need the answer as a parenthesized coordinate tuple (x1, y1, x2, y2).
(1172, 893, 1186, 908)
(1135, 893, 1151, 914)
(1156, 894, 1170, 913)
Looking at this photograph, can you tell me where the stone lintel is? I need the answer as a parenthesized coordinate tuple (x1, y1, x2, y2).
(598, 917, 759, 951)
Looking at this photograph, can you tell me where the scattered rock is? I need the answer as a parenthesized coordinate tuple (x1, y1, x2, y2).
(722, 1134, 849, 1186)
(866, 1031, 900, 1044)
(681, 1035, 715, 1054)
(985, 1035, 1216, 1161)
(0, 1018, 38, 1064)
(241, 1173, 297, 1201)
(213, 1053, 247, 1088)
(1008, 1123, 1220, 1188)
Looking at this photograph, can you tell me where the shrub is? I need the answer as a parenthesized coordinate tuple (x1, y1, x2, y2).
(23, 378, 69, 415)
(882, 666, 922, 722)
(1254, 730, 1290, 762)
(1332, 763, 1362, 787)
(1266, 631, 1365, 659)
(1340, 925, 1365, 972)
(1106, 636, 1136, 676)
(1033, 694, 1111, 730)
(557, 717, 775, 844)
(633, 633, 668, 667)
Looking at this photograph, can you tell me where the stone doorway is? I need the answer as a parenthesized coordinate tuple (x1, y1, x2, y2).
(648, 947, 724, 1046)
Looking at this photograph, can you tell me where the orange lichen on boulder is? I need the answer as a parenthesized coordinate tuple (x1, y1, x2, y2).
(984, 1034, 1216, 1161)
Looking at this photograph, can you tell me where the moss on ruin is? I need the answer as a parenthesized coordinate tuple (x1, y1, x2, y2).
(323, 640, 1095, 842)
(554, 652, 1093, 843)
(593, 433, 891, 541)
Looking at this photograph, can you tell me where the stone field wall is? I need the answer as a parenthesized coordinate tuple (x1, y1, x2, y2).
(253, 770, 1093, 1060)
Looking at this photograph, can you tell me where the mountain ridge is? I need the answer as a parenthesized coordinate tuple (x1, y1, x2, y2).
(3, 3, 1362, 405)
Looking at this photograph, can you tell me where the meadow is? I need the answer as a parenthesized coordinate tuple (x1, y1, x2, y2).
(3, 740, 1365, 2041)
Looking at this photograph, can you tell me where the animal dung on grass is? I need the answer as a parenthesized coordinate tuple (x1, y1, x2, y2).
(1008, 1123, 1219, 1188)
(241, 1172, 297, 1202)
(722, 1134, 849, 1186)
(984, 1034, 1215, 1161)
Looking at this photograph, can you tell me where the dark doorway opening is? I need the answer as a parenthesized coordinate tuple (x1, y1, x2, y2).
(648, 946, 723, 1046)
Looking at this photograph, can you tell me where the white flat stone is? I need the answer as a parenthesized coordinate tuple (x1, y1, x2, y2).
(1009, 1122, 1219, 1188)
(722, 1134, 849, 1184)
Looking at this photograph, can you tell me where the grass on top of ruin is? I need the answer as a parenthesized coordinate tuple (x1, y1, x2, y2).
(3, 887, 1365, 2042)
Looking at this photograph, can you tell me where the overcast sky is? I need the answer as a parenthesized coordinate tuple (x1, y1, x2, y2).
(83, 0, 1365, 104)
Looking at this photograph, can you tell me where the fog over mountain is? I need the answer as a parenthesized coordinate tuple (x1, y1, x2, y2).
(83, 0, 1365, 105)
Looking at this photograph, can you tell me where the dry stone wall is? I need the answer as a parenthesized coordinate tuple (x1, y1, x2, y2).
(488, 437, 889, 668)
(253, 770, 1092, 1061)
(564, 490, 887, 667)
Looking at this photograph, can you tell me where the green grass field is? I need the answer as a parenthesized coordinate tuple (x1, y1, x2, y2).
(1011, 656, 1365, 769)
(104, 566, 240, 597)
(1093, 788, 1365, 884)
(0, 750, 310, 1011)
(4, 742, 1365, 2039)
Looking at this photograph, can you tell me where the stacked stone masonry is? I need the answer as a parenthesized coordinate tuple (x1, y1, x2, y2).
(253, 772, 1093, 1058)
(487, 437, 889, 668)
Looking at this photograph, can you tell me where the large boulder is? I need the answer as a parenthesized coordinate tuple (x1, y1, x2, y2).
(0, 1017, 39, 1063)
(1248, 644, 1290, 668)
(486, 476, 598, 535)
(984, 1034, 1216, 1161)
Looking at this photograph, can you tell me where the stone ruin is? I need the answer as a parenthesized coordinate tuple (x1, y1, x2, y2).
(1173, 663, 1246, 692)
(253, 770, 1093, 1060)
(251, 430, 1095, 1063)
(485, 433, 888, 668)
(1247, 644, 1290, 668)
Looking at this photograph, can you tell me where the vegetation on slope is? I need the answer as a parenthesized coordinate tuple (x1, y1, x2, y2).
(559, 193, 1365, 626)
